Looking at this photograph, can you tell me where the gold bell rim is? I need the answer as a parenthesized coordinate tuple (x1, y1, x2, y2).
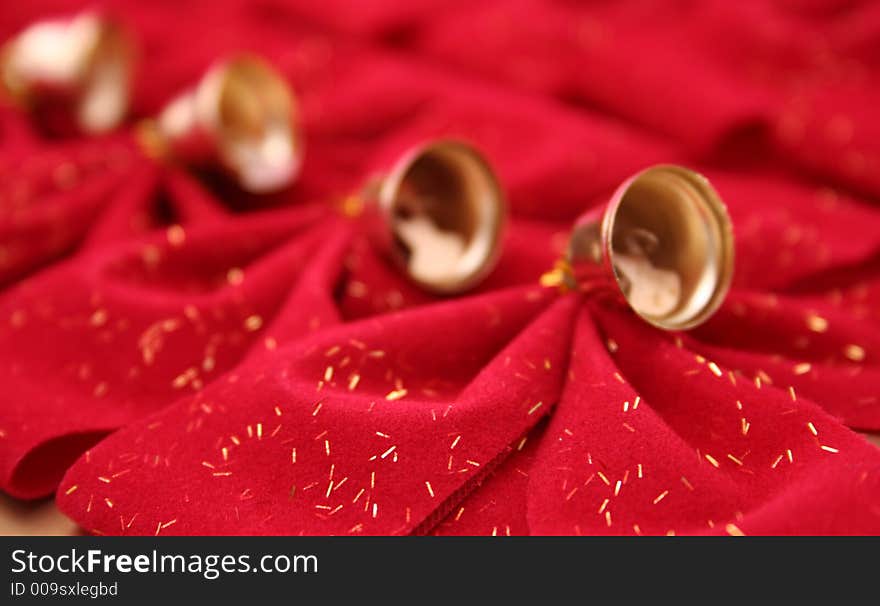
(570, 164, 735, 331)
(377, 138, 507, 294)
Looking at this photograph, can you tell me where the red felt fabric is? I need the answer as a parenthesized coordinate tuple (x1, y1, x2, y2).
(0, 0, 875, 534)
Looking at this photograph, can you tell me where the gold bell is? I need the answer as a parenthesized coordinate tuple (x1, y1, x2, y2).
(152, 54, 301, 193)
(356, 139, 506, 294)
(566, 165, 734, 330)
(0, 11, 134, 135)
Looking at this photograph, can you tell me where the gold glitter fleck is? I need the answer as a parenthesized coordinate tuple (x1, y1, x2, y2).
(598, 499, 609, 514)
(425, 481, 435, 498)
(708, 362, 723, 377)
(653, 490, 669, 505)
(202, 356, 215, 373)
(227, 267, 244, 285)
(527, 401, 544, 415)
(90, 309, 108, 327)
(788, 386, 797, 401)
(450, 435, 461, 450)
(786, 449, 794, 463)
(348, 374, 360, 391)
(166, 225, 185, 246)
(614, 480, 622, 497)
(806, 313, 828, 333)
(605, 511, 612, 527)
(244, 315, 263, 332)
(704, 454, 720, 468)
(681, 476, 694, 491)
(793, 362, 812, 375)
(312, 402, 323, 417)
(607, 338, 619, 353)
(807, 422, 818, 436)
(844, 344, 866, 362)
(104, 498, 114, 509)
(725, 523, 745, 536)
(386, 388, 408, 401)
(727, 453, 744, 466)
(172, 367, 198, 390)
(65, 485, 79, 495)
(820, 445, 839, 453)
(324, 439, 331, 456)
(597, 471, 610, 486)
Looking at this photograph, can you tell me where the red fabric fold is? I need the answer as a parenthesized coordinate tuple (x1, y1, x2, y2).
(56, 287, 880, 535)
(56, 287, 576, 534)
(524, 299, 880, 535)
(0, 201, 560, 498)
